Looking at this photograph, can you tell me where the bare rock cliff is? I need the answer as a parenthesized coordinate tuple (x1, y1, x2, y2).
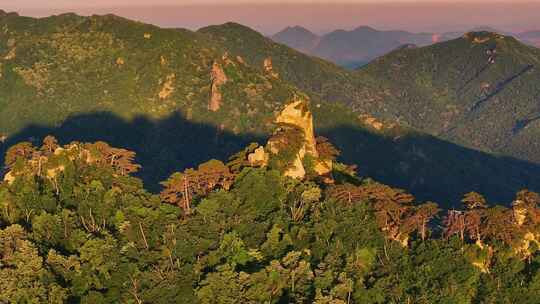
(250, 98, 332, 179)
(208, 62, 228, 112)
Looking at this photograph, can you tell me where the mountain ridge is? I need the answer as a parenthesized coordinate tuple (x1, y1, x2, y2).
(272, 25, 435, 68)
(356, 31, 540, 162)
(2, 13, 540, 205)
(273, 25, 540, 68)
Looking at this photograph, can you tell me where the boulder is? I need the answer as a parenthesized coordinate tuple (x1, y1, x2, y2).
(248, 146, 269, 167)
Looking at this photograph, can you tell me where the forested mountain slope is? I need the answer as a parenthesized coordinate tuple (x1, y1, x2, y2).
(1, 13, 540, 206)
(0, 12, 301, 137)
(202, 24, 540, 165)
(358, 32, 540, 162)
(198, 23, 397, 120)
(0, 12, 305, 189)
(198, 22, 364, 106)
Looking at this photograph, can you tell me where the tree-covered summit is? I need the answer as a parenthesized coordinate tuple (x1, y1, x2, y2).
(357, 31, 540, 163)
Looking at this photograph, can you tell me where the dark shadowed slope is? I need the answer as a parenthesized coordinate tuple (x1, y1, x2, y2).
(0, 111, 262, 192)
(2, 107, 540, 208)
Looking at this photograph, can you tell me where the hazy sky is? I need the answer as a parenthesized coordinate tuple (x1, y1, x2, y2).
(2, 1, 539, 34)
(4, 0, 535, 6)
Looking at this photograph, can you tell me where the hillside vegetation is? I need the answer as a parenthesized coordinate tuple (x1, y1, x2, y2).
(2, 119, 540, 303)
(1, 13, 540, 206)
(0, 13, 300, 137)
(203, 24, 540, 165)
(358, 32, 540, 161)
(1, 13, 540, 300)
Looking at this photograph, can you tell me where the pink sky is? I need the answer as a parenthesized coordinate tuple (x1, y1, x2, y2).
(3, 1, 540, 34)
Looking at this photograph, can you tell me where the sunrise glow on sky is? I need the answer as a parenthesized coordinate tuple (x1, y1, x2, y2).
(5, 0, 534, 6)
(2, 0, 539, 34)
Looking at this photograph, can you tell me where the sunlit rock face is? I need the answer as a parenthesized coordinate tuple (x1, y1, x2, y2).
(247, 146, 269, 167)
(263, 57, 279, 79)
(266, 98, 332, 179)
(208, 62, 228, 112)
(275, 99, 319, 158)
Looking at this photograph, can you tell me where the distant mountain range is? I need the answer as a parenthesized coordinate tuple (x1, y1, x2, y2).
(272, 25, 540, 68)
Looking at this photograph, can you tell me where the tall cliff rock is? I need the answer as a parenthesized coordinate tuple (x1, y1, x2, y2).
(251, 98, 332, 179)
(208, 62, 228, 112)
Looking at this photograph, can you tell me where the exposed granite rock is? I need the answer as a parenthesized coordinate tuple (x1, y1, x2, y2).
(248, 146, 269, 167)
(208, 62, 227, 111)
(267, 98, 332, 179)
(241, 98, 333, 179)
(158, 73, 175, 100)
(275, 99, 318, 157)
(263, 57, 279, 78)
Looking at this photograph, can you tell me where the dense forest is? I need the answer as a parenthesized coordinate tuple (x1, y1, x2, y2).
(1, 11, 540, 304)
(1, 106, 540, 303)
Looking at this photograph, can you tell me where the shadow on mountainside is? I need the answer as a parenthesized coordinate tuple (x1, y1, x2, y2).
(471, 64, 535, 112)
(1, 111, 540, 208)
(319, 125, 540, 208)
(0, 112, 263, 192)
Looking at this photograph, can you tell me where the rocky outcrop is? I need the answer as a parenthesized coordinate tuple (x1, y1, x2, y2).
(264, 98, 332, 179)
(263, 57, 279, 78)
(3, 47, 16, 61)
(248, 146, 269, 167)
(221, 53, 235, 66)
(3, 171, 15, 185)
(208, 62, 228, 112)
(313, 159, 333, 177)
(464, 32, 504, 44)
(360, 114, 384, 131)
(243, 98, 334, 179)
(158, 73, 175, 100)
(275, 99, 318, 157)
(236, 56, 246, 65)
